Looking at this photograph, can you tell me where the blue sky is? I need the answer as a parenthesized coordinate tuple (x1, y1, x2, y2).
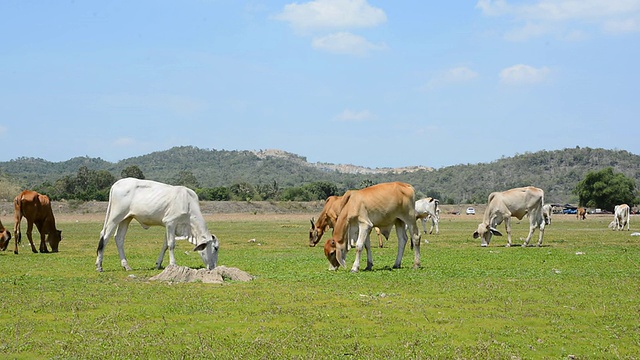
(1, 0, 639, 169)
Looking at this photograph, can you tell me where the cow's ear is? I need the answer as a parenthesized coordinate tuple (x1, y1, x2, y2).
(310, 218, 315, 229)
(193, 242, 208, 251)
(489, 227, 503, 236)
(472, 231, 479, 239)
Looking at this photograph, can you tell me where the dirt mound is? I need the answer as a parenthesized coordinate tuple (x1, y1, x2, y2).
(149, 265, 254, 284)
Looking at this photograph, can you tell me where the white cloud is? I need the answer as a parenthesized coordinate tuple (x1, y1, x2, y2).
(274, 0, 386, 31)
(476, 0, 640, 40)
(424, 66, 478, 90)
(312, 32, 386, 56)
(499, 64, 550, 85)
(113, 137, 136, 146)
(335, 109, 374, 122)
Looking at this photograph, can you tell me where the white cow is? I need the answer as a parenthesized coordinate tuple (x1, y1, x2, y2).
(542, 204, 552, 225)
(473, 186, 546, 247)
(609, 204, 630, 231)
(415, 197, 439, 236)
(95, 178, 219, 272)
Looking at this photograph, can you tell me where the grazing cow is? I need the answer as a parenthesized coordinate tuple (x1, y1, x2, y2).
(12, 190, 62, 254)
(309, 193, 350, 247)
(0, 218, 12, 251)
(415, 197, 439, 236)
(473, 186, 545, 247)
(577, 207, 587, 220)
(542, 204, 552, 225)
(609, 204, 630, 231)
(323, 182, 421, 272)
(95, 178, 219, 272)
(309, 192, 385, 248)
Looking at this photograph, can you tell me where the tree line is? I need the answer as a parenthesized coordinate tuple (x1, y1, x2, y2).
(29, 164, 639, 211)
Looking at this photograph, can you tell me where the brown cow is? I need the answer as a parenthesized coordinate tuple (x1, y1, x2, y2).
(12, 190, 62, 254)
(310, 192, 386, 248)
(323, 182, 420, 272)
(0, 218, 12, 251)
(577, 207, 587, 220)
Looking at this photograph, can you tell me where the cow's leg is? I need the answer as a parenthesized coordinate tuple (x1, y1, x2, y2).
(409, 220, 421, 269)
(535, 221, 545, 247)
(166, 225, 178, 267)
(156, 238, 169, 270)
(350, 223, 371, 273)
(35, 222, 49, 253)
(420, 218, 428, 234)
(523, 218, 537, 247)
(113, 220, 132, 271)
(505, 218, 513, 247)
(392, 221, 410, 269)
(432, 216, 439, 235)
(13, 214, 23, 255)
(363, 232, 374, 271)
(95, 216, 124, 272)
(25, 221, 38, 253)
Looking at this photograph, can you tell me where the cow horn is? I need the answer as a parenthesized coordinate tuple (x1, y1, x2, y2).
(310, 218, 315, 229)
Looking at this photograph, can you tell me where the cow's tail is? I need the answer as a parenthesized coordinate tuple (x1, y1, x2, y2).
(96, 187, 116, 254)
(14, 196, 23, 244)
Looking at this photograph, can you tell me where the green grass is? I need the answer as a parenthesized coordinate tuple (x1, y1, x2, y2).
(1, 214, 639, 359)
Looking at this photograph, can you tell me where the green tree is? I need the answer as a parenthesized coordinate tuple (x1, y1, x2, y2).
(172, 171, 200, 189)
(574, 167, 637, 210)
(230, 182, 256, 201)
(197, 187, 230, 201)
(359, 179, 374, 189)
(304, 181, 338, 200)
(279, 186, 313, 201)
(121, 165, 145, 179)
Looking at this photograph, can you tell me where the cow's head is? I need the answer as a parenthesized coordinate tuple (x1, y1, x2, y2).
(0, 229, 11, 251)
(47, 230, 62, 252)
(309, 218, 327, 247)
(473, 223, 502, 247)
(193, 234, 219, 270)
(323, 238, 340, 270)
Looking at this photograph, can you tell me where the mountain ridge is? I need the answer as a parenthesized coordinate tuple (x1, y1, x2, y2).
(1, 146, 638, 204)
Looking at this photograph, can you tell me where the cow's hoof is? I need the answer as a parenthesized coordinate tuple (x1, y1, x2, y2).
(14, 250, 19, 255)
(480, 244, 488, 247)
(96, 267, 103, 272)
(123, 266, 133, 271)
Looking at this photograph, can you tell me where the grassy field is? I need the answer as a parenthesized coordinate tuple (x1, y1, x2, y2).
(0, 212, 638, 359)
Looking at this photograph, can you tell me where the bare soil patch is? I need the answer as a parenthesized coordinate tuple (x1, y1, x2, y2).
(149, 265, 254, 284)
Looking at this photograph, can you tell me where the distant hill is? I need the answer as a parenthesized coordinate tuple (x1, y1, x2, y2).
(0, 146, 638, 204)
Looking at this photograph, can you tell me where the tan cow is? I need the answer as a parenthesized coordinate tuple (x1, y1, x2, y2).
(609, 204, 630, 231)
(13, 190, 62, 254)
(309, 192, 384, 248)
(577, 207, 587, 220)
(323, 182, 421, 272)
(0, 218, 12, 251)
(473, 186, 545, 247)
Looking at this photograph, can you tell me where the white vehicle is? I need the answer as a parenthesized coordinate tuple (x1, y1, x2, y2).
(466, 207, 476, 215)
